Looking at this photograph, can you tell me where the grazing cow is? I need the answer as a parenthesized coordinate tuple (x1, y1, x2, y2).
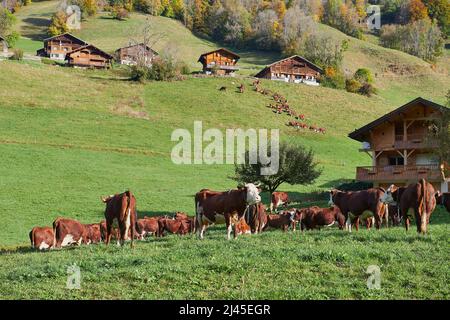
(219, 86, 227, 91)
(265, 211, 296, 232)
(437, 192, 450, 213)
(84, 223, 102, 244)
(53, 217, 87, 248)
(235, 218, 251, 235)
(238, 84, 245, 93)
(381, 179, 438, 234)
(195, 183, 261, 239)
(137, 218, 159, 239)
(245, 202, 268, 234)
(101, 190, 140, 248)
(29, 226, 54, 250)
(329, 188, 387, 232)
(299, 206, 345, 231)
(270, 192, 290, 212)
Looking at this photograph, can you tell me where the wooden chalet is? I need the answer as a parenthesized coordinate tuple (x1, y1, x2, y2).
(36, 33, 87, 61)
(349, 97, 449, 192)
(66, 44, 113, 69)
(198, 48, 240, 75)
(115, 43, 158, 66)
(255, 55, 323, 86)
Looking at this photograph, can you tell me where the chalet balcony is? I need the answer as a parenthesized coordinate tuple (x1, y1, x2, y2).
(206, 63, 239, 71)
(356, 164, 443, 182)
(394, 134, 439, 149)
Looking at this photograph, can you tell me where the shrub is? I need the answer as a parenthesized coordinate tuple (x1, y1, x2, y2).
(41, 58, 57, 65)
(345, 78, 361, 93)
(48, 11, 68, 36)
(321, 67, 345, 90)
(10, 48, 23, 60)
(359, 83, 377, 97)
(148, 57, 178, 81)
(130, 65, 149, 82)
(5, 31, 20, 48)
(177, 61, 190, 75)
(110, 6, 129, 20)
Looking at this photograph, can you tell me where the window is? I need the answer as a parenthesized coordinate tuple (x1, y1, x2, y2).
(388, 156, 404, 166)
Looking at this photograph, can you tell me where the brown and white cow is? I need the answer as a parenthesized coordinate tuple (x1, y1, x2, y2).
(264, 210, 296, 232)
(84, 223, 102, 244)
(299, 206, 345, 231)
(53, 217, 87, 248)
(195, 183, 261, 239)
(270, 192, 290, 212)
(101, 190, 140, 247)
(158, 217, 183, 236)
(137, 217, 159, 239)
(245, 202, 268, 234)
(235, 218, 251, 235)
(329, 188, 387, 232)
(29, 226, 54, 250)
(381, 179, 438, 234)
(436, 192, 450, 213)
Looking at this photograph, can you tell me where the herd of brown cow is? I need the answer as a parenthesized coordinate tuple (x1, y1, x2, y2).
(29, 179, 449, 251)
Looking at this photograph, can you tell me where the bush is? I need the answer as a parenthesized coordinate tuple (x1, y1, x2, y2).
(321, 67, 345, 90)
(5, 31, 20, 48)
(354, 68, 374, 84)
(48, 11, 68, 36)
(177, 61, 190, 75)
(110, 6, 129, 20)
(345, 78, 361, 93)
(148, 58, 178, 81)
(130, 65, 149, 82)
(41, 58, 57, 65)
(10, 48, 23, 60)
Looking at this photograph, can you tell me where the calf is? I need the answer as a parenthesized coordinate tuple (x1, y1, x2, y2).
(101, 190, 140, 247)
(235, 218, 251, 235)
(29, 226, 54, 250)
(270, 192, 290, 212)
(264, 211, 295, 232)
(53, 217, 87, 248)
(158, 218, 182, 236)
(381, 179, 438, 234)
(299, 206, 345, 231)
(137, 217, 159, 239)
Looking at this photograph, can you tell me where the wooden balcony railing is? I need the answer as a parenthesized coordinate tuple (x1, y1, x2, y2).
(394, 134, 438, 149)
(356, 164, 443, 182)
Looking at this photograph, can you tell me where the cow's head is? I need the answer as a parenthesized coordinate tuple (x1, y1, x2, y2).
(293, 208, 304, 222)
(380, 185, 398, 204)
(244, 183, 262, 205)
(100, 195, 115, 203)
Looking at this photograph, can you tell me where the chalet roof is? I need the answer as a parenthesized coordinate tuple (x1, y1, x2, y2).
(348, 97, 447, 142)
(115, 43, 159, 55)
(197, 48, 240, 62)
(67, 44, 113, 59)
(43, 33, 88, 45)
(255, 55, 324, 77)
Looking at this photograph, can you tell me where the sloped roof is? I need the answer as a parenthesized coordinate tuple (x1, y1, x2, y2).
(198, 48, 240, 62)
(44, 33, 88, 45)
(348, 97, 447, 142)
(115, 43, 159, 56)
(67, 44, 113, 59)
(255, 55, 323, 77)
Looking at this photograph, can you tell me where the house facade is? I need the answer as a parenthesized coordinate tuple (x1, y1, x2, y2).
(349, 97, 449, 192)
(66, 44, 113, 69)
(198, 48, 240, 75)
(37, 33, 87, 60)
(255, 55, 323, 86)
(115, 43, 158, 66)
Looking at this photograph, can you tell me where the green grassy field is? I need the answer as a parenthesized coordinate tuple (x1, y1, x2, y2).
(1, 1, 449, 300)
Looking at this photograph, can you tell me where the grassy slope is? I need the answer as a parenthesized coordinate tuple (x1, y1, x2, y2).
(1, 1, 449, 299)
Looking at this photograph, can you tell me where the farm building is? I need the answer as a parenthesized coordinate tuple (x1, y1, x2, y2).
(198, 48, 240, 75)
(66, 44, 113, 69)
(36, 33, 88, 61)
(255, 55, 323, 86)
(0, 36, 8, 55)
(349, 97, 449, 192)
(115, 43, 158, 66)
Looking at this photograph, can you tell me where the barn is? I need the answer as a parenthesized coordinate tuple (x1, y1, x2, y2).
(349, 97, 449, 192)
(255, 55, 323, 86)
(36, 33, 88, 61)
(198, 48, 240, 75)
(66, 44, 113, 69)
(115, 43, 158, 66)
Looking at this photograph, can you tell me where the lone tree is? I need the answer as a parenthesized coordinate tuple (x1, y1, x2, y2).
(232, 142, 322, 195)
